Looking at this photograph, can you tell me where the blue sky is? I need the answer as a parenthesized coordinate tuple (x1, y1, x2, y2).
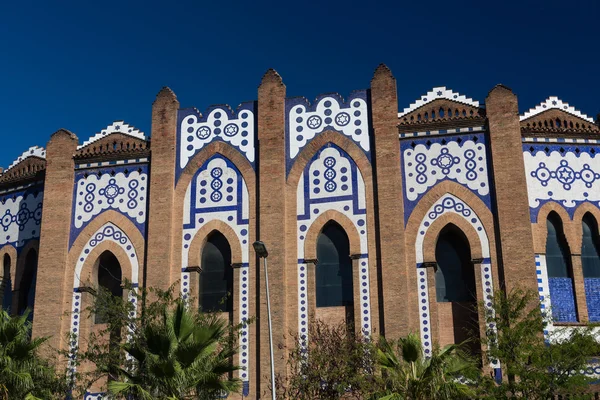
(1, 0, 598, 168)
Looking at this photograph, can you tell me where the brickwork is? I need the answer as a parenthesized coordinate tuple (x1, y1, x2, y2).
(371, 65, 408, 338)
(0, 66, 595, 398)
(485, 86, 538, 293)
(32, 129, 78, 353)
(146, 88, 179, 290)
(257, 69, 288, 398)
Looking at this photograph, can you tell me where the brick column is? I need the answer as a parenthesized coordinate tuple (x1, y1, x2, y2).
(370, 64, 408, 337)
(570, 255, 589, 322)
(257, 69, 287, 397)
(33, 129, 78, 352)
(146, 87, 179, 290)
(485, 85, 537, 292)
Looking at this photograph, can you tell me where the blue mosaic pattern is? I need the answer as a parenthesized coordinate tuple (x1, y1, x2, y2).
(177, 102, 256, 181)
(548, 277, 578, 323)
(285, 91, 371, 174)
(585, 278, 600, 322)
(401, 133, 492, 224)
(523, 144, 600, 222)
(0, 185, 43, 249)
(71, 164, 148, 247)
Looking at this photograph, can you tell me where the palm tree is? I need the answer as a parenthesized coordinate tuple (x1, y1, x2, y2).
(0, 309, 63, 400)
(108, 301, 240, 399)
(376, 333, 479, 400)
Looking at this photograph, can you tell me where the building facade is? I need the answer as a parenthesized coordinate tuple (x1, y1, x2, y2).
(1, 65, 600, 398)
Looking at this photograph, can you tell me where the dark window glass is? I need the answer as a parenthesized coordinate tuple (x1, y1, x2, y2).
(200, 232, 233, 312)
(546, 213, 572, 278)
(2, 254, 11, 312)
(18, 250, 38, 321)
(582, 214, 600, 278)
(435, 225, 476, 302)
(96, 251, 123, 324)
(316, 223, 353, 307)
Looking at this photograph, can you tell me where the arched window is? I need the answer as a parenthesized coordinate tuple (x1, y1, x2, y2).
(582, 213, 600, 322)
(1, 254, 11, 311)
(434, 225, 476, 303)
(18, 249, 38, 320)
(199, 232, 233, 313)
(95, 251, 123, 324)
(316, 222, 353, 308)
(546, 213, 572, 278)
(582, 213, 600, 278)
(546, 212, 577, 322)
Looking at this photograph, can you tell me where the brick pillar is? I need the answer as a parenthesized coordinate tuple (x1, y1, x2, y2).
(146, 87, 179, 290)
(33, 129, 78, 352)
(257, 69, 287, 397)
(485, 85, 537, 292)
(570, 255, 589, 322)
(370, 64, 409, 338)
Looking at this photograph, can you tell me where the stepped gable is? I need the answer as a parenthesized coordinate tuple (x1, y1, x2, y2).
(398, 86, 485, 132)
(0, 146, 46, 185)
(75, 121, 150, 161)
(520, 97, 599, 135)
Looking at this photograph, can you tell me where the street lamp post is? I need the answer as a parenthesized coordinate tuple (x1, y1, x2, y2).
(252, 241, 276, 400)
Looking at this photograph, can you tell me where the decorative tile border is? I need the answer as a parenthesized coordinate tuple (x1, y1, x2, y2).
(75, 158, 149, 170)
(399, 126, 485, 139)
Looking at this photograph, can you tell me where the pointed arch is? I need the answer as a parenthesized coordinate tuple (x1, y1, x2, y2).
(187, 220, 243, 268)
(94, 250, 123, 324)
(68, 209, 145, 279)
(533, 201, 573, 254)
(434, 224, 476, 302)
(0, 245, 17, 292)
(287, 130, 372, 188)
(572, 202, 600, 252)
(303, 210, 361, 260)
(421, 212, 484, 264)
(406, 180, 496, 264)
(582, 213, 600, 278)
(315, 222, 353, 308)
(15, 240, 39, 317)
(198, 231, 233, 313)
(175, 141, 255, 196)
(545, 211, 578, 323)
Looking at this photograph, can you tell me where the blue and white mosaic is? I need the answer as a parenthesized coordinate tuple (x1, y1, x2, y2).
(524, 145, 600, 221)
(296, 144, 371, 341)
(181, 154, 251, 391)
(178, 103, 256, 178)
(68, 223, 140, 380)
(402, 134, 491, 223)
(0, 187, 43, 249)
(286, 92, 370, 173)
(71, 165, 148, 246)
